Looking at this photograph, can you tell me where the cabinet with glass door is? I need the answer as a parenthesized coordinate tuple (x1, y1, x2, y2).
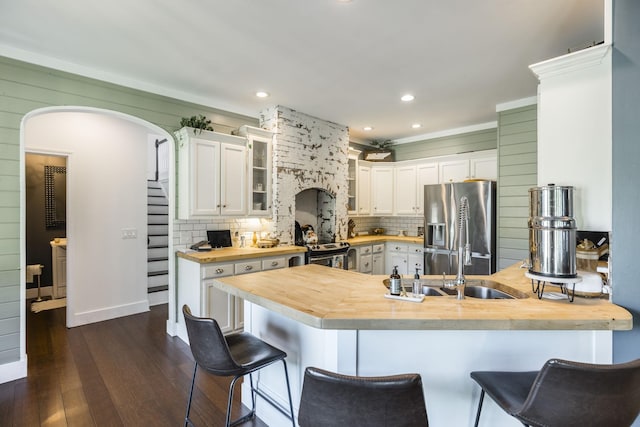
(347, 148, 360, 214)
(238, 125, 273, 216)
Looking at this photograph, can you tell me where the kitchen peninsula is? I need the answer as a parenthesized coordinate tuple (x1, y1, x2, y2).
(210, 264, 631, 427)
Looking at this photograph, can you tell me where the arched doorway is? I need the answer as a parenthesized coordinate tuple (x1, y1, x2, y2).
(20, 107, 177, 336)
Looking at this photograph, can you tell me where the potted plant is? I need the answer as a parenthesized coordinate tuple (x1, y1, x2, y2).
(364, 139, 394, 161)
(180, 115, 213, 134)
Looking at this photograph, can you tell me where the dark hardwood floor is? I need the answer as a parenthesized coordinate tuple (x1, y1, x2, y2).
(0, 303, 268, 426)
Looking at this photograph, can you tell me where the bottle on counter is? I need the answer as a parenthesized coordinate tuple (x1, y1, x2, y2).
(389, 266, 401, 296)
(413, 268, 422, 297)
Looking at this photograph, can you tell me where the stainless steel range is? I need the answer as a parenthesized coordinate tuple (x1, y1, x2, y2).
(304, 241, 350, 269)
(295, 220, 349, 269)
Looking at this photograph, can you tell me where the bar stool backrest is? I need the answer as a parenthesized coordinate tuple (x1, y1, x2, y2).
(298, 366, 429, 427)
(519, 358, 640, 426)
(182, 305, 242, 376)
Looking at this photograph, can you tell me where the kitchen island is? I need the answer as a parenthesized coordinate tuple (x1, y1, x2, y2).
(211, 264, 631, 426)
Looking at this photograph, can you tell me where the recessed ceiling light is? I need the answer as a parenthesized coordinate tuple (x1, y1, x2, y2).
(411, 123, 422, 129)
(255, 91, 270, 98)
(401, 94, 415, 102)
(363, 126, 373, 131)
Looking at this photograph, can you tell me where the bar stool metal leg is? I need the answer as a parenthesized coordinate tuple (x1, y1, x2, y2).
(473, 389, 485, 427)
(185, 363, 198, 427)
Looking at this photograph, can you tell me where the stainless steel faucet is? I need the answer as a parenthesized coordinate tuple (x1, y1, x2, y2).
(445, 196, 472, 299)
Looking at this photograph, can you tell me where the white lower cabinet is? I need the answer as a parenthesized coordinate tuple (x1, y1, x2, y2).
(372, 244, 385, 275)
(178, 254, 297, 339)
(358, 245, 373, 274)
(385, 243, 424, 276)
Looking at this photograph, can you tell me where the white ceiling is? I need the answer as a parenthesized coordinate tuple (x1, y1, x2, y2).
(0, 0, 604, 142)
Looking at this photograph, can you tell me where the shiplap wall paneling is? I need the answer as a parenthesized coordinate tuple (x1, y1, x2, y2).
(497, 104, 537, 270)
(393, 128, 497, 161)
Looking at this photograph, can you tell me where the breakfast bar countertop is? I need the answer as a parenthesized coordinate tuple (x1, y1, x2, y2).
(212, 263, 632, 331)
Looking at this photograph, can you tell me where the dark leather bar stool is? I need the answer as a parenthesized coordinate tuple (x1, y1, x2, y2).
(298, 366, 429, 427)
(470, 357, 640, 427)
(182, 305, 295, 427)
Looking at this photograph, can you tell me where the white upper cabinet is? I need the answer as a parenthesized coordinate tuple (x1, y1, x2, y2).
(371, 166, 394, 215)
(439, 159, 470, 183)
(220, 143, 247, 215)
(395, 162, 438, 215)
(438, 151, 497, 183)
(357, 165, 371, 215)
(177, 127, 247, 219)
(347, 149, 361, 215)
(415, 162, 438, 214)
(394, 165, 418, 215)
(350, 150, 495, 217)
(371, 166, 393, 215)
(470, 156, 497, 181)
(238, 125, 273, 216)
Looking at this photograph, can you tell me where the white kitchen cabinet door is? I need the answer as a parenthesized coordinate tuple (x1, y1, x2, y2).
(408, 245, 424, 276)
(371, 166, 394, 215)
(358, 165, 371, 215)
(241, 126, 273, 216)
(470, 156, 497, 181)
(191, 138, 221, 216)
(347, 150, 360, 214)
(204, 279, 234, 334)
(439, 159, 469, 183)
(416, 162, 438, 215)
(177, 127, 248, 219)
(360, 254, 373, 274)
(221, 143, 247, 215)
(372, 253, 385, 275)
(394, 165, 417, 215)
(386, 244, 409, 275)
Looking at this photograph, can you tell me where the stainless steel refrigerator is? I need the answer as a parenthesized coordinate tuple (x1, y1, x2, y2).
(423, 181, 496, 276)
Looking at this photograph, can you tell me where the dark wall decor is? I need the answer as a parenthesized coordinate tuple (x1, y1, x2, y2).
(44, 165, 66, 229)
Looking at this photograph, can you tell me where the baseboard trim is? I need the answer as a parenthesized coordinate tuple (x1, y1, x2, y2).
(0, 356, 27, 384)
(68, 299, 150, 327)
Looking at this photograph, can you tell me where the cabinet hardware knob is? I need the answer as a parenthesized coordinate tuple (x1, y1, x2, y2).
(271, 261, 278, 266)
(215, 268, 224, 274)
(245, 265, 253, 271)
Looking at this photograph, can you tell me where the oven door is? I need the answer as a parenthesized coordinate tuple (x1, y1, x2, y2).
(308, 253, 348, 269)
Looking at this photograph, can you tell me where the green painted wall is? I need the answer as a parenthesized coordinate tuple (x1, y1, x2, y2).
(496, 104, 537, 270)
(392, 128, 497, 161)
(0, 56, 257, 365)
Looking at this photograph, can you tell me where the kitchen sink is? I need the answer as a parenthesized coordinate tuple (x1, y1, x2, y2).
(383, 278, 528, 299)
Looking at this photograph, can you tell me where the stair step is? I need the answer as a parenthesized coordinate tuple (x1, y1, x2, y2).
(148, 270, 169, 278)
(147, 196, 168, 206)
(148, 260, 169, 272)
(148, 235, 168, 246)
(148, 247, 168, 258)
(148, 214, 168, 225)
(148, 285, 169, 293)
(148, 273, 168, 287)
(148, 224, 168, 235)
(147, 187, 165, 197)
(148, 205, 168, 215)
(148, 256, 169, 263)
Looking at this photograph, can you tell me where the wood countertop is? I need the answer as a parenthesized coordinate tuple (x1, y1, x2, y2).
(347, 235, 423, 245)
(176, 245, 307, 264)
(212, 263, 632, 331)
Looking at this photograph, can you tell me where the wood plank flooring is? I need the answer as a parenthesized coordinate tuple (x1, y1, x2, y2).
(0, 303, 268, 426)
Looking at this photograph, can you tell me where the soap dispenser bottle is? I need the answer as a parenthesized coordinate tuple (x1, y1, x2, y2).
(412, 268, 422, 297)
(389, 266, 401, 296)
